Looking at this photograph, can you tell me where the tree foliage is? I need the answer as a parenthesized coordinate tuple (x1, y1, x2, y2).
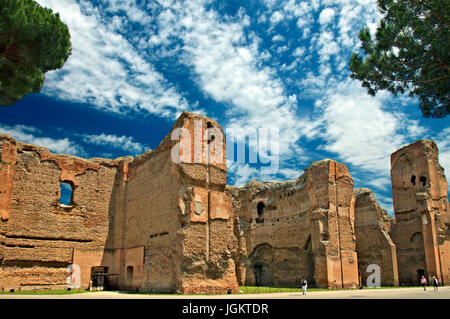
(0, 0, 72, 105)
(349, 0, 449, 118)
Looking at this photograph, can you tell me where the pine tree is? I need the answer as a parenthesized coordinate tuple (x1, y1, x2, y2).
(350, 0, 449, 118)
(0, 0, 72, 105)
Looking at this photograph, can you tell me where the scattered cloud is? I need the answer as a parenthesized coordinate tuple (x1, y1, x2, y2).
(26, 0, 447, 201)
(82, 133, 150, 155)
(36, 0, 191, 119)
(0, 124, 84, 156)
(318, 7, 336, 25)
(435, 128, 450, 180)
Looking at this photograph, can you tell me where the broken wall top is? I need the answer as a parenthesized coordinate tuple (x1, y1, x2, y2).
(235, 158, 354, 218)
(391, 139, 448, 198)
(354, 188, 392, 231)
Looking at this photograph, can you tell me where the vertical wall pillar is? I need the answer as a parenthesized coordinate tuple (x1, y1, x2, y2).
(0, 136, 17, 221)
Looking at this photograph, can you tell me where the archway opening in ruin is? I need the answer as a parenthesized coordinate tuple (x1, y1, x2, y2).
(91, 266, 108, 290)
(411, 175, 416, 186)
(249, 244, 273, 287)
(253, 265, 263, 286)
(257, 202, 265, 217)
(126, 266, 134, 283)
(59, 181, 74, 206)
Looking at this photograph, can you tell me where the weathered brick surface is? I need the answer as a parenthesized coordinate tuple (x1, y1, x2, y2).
(390, 140, 450, 286)
(228, 159, 359, 289)
(354, 188, 398, 286)
(1, 116, 448, 292)
(0, 113, 238, 294)
(0, 135, 16, 221)
(0, 134, 120, 291)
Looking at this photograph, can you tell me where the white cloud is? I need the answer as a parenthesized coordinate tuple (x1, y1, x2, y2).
(435, 128, 450, 186)
(270, 11, 284, 25)
(318, 8, 336, 25)
(36, 0, 190, 119)
(150, 1, 307, 169)
(271, 34, 285, 42)
(27, 0, 447, 197)
(0, 124, 83, 156)
(292, 46, 306, 57)
(227, 163, 262, 187)
(316, 81, 407, 174)
(82, 133, 149, 155)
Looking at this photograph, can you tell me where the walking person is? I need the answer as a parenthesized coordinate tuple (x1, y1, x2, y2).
(432, 276, 439, 292)
(420, 275, 427, 291)
(301, 279, 308, 295)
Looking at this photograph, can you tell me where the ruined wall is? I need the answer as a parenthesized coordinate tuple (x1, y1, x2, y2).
(170, 113, 238, 294)
(0, 113, 240, 294)
(102, 112, 238, 294)
(390, 139, 450, 286)
(230, 159, 359, 289)
(354, 188, 398, 286)
(2, 111, 448, 293)
(0, 134, 121, 290)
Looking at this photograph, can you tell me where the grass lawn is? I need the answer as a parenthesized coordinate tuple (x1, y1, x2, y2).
(0, 286, 426, 295)
(238, 285, 423, 294)
(0, 289, 90, 295)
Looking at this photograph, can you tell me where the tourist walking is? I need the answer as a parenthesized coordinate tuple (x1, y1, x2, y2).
(301, 279, 308, 295)
(432, 276, 439, 292)
(420, 275, 427, 291)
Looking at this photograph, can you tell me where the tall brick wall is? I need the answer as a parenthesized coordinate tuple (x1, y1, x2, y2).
(390, 139, 449, 286)
(0, 134, 120, 290)
(354, 188, 398, 286)
(1, 114, 448, 293)
(100, 112, 238, 294)
(230, 159, 359, 289)
(0, 135, 16, 222)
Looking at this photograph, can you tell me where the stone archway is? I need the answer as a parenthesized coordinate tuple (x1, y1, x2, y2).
(247, 244, 274, 287)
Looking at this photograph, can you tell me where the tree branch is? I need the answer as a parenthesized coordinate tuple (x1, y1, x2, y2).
(414, 0, 450, 25)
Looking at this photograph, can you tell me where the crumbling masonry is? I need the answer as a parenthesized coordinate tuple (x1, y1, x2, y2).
(0, 112, 448, 292)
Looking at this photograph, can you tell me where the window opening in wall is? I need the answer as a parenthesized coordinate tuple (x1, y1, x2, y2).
(257, 202, 265, 217)
(419, 176, 427, 187)
(59, 182, 74, 205)
(411, 175, 416, 186)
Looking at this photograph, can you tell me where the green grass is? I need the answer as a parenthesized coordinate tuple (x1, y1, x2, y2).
(239, 286, 312, 294)
(238, 285, 425, 294)
(0, 289, 91, 295)
(0, 286, 427, 296)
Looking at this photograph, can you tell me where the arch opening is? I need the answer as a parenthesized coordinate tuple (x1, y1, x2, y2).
(59, 181, 74, 205)
(257, 202, 265, 217)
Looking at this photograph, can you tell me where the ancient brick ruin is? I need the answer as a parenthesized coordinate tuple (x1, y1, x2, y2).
(0, 112, 448, 292)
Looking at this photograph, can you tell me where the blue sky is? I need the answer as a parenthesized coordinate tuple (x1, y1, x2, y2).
(1, 0, 449, 215)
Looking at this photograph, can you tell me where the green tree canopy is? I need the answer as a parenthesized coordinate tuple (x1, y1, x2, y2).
(0, 0, 72, 105)
(349, 0, 449, 118)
